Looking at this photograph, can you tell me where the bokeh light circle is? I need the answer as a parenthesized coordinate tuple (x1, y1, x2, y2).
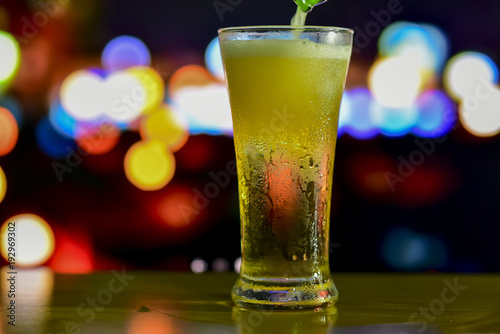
(60, 70, 105, 121)
(103, 71, 146, 123)
(369, 56, 422, 108)
(414, 90, 456, 138)
(76, 123, 121, 155)
(36, 117, 77, 159)
(61, 69, 147, 124)
(234, 257, 242, 273)
(338, 91, 352, 135)
(171, 84, 233, 135)
(0, 96, 23, 128)
(168, 65, 216, 96)
(343, 88, 378, 139)
(205, 37, 225, 81)
(140, 104, 189, 152)
(49, 100, 79, 139)
(0, 165, 6, 203)
(444, 52, 499, 102)
(382, 228, 447, 271)
(1, 214, 55, 267)
(190, 258, 208, 274)
(419, 23, 449, 71)
(0, 31, 20, 86)
(370, 102, 418, 136)
(459, 89, 500, 137)
(213, 258, 229, 272)
(127, 66, 164, 115)
(0, 106, 18, 156)
(157, 189, 195, 228)
(124, 140, 175, 191)
(101, 35, 151, 72)
(379, 21, 448, 74)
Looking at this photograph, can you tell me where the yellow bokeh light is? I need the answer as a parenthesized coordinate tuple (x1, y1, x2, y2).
(0, 31, 21, 90)
(140, 104, 188, 152)
(124, 140, 175, 191)
(0, 165, 6, 203)
(127, 66, 164, 115)
(1, 214, 55, 267)
(368, 56, 423, 108)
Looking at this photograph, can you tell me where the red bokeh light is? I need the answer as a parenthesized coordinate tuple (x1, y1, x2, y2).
(49, 229, 94, 274)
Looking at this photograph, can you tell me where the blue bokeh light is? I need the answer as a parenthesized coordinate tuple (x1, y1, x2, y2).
(36, 117, 77, 159)
(49, 100, 78, 139)
(379, 21, 448, 72)
(382, 227, 448, 271)
(101, 36, 151, 72)
(370, 102, 419, 137)
(338, 91, 352, 136)
(205, 37, 225, 81)
(413, 90, 456, 138)
(420, 23, 450, 71)
(343, 88, 378, 139)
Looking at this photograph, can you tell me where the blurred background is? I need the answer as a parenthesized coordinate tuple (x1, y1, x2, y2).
(0, 0, 499, 274)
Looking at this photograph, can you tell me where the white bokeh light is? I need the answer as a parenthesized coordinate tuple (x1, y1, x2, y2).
(212, 258, 229, 272)
(171, 84, 233, 135)
(61, 71, 105, 121)
(369, 57, 422, 108)
(234, 257, 242, 274)
(104, 71, 146, 123)
(0, 31, 20, 82)
(1, 214, 55, 267)
(61, 70, 146, 123)
(190, 257, 208, 274)
(459, 89, 500, 137)
(444, 52, 498, 102)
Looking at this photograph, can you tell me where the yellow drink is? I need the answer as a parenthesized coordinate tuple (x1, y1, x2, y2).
(219, 27, 352, 309)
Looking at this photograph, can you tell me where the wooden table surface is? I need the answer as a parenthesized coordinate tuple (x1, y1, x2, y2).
(2, 269, 500, 333)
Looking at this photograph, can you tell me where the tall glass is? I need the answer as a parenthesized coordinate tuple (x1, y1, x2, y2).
(219, 26, 353, 309)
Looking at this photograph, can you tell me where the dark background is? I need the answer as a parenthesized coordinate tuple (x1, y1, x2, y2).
(0, 0, 499, 273)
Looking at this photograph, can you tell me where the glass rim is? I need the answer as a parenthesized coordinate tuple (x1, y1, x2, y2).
(218, 25, 354, 35)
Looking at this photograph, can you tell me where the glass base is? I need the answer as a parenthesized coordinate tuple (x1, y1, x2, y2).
(232, 275, 338, 310)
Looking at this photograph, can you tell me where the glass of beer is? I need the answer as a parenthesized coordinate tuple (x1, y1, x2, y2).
(219, 26, 353, 310)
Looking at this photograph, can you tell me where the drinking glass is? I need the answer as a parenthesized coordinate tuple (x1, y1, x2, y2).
(219, 26, 353, 309)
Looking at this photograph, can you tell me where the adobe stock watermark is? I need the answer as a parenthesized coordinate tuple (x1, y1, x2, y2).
(47, 268, 135, 334)
(12, 0, 69, 45)
(403, 277, 467, 334)
(178, 106, 296, 224)
(213, 0, 244, 21)
(384, 75, 495, 192)
(352, 0, 411, 54)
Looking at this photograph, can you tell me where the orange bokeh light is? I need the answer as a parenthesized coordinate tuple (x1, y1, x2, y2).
(0, 107, 18, 156)
(77, 123, 121, 155)
(127, 313, 178, 334)
(168, 65, 215, 96)
(0, 165, 6, 203)
(157, 190, 196, 228)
